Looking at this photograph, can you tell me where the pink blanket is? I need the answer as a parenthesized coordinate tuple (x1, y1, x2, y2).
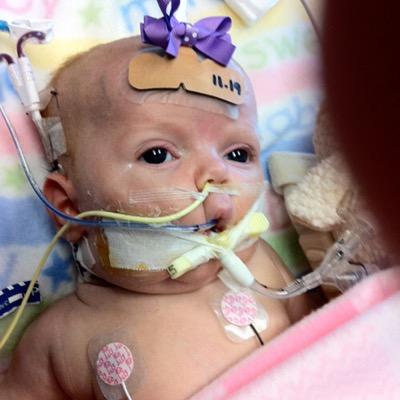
(193, 267, 400, 399)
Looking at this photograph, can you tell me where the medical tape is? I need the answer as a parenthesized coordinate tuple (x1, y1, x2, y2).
(211, 287, 269, 344)
(129, 47, 245, 105)
(120, 46, 254, 121)
(97, 187, 268, 276)
(127, 183, 262, 205)
(43, 116, 67, 159)
(128, 188, 207, 205)
(122, 85, 240, 120)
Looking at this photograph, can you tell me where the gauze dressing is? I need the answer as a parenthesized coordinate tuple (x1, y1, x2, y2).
(75, 186, 269, 283)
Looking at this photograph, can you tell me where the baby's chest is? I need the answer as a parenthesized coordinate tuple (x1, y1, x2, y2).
(88, 292, 290, 400)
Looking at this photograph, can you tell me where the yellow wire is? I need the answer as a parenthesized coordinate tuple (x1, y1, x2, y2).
(0, 184, 213, 351)
(0, 223, 70, 352)
(78, 184, 210, 224)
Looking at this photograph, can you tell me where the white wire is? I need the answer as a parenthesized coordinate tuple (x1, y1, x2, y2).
(298, 0, 322, 43)
(122, 382, 133, 400)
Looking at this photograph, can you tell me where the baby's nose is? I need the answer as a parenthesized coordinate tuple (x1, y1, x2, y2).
(195, 153, 229, 192)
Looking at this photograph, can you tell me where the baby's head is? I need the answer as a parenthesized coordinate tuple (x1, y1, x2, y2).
(43, 36, 264, 293)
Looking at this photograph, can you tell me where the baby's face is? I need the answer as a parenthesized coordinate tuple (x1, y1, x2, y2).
(49, 38, 263, 293)
(67, 99, 263, 293)
(72, 99, 262, 221)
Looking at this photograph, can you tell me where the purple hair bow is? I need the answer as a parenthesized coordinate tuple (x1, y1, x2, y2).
(140, 0, 236, 66)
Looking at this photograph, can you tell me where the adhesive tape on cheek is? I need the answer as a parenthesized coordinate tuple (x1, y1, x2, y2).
(104, 188, 268, 276)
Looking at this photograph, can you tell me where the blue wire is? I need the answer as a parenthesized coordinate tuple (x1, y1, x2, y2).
(0, 20, 10, 33)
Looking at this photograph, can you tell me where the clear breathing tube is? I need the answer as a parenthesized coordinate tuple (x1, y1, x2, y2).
(248, 219, 377, 298)
(243, 1, 377, 298)
(165, 215, 378, 298)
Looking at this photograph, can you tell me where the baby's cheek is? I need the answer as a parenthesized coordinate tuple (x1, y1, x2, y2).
(236, 241, 259, 264)
(232, 175, 265, 221)
(86, 187, 197, 217)
(126, 197, 197, 217)
(233, 194, 256, 222)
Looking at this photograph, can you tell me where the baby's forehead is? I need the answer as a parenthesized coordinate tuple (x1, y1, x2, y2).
(55, 38, 257, 138)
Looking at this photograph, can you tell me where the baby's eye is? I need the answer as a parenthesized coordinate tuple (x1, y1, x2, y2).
(140, 148, 174, 164)
(225, 148, 249, 163)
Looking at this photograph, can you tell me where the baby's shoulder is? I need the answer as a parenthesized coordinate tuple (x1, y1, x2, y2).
(251, 239, 293, 287)
(2, 290, 99, 399)
(252, 239, 315, 321)
(23, 285, 120, 399)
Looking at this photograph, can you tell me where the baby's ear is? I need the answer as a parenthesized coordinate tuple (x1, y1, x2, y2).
(43, 172, 86, 243)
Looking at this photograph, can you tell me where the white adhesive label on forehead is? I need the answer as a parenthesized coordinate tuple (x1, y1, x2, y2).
(96, 342, 134, 386)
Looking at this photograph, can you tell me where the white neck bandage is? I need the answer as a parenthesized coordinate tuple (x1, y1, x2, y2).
(75, 191, 269, 284)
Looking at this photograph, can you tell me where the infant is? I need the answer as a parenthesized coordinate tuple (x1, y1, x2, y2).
(0, 34, 311, 399)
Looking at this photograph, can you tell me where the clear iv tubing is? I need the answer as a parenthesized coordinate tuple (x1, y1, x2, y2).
(248, 221, 374, 299)
(242, 2, 371, 299)
(0, 102, 215, 232)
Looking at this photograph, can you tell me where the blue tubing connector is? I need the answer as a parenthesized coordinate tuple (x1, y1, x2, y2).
(0, 20, 10, 32)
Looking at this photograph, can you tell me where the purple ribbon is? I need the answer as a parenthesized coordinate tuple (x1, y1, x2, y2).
(140, 0, 236, 66)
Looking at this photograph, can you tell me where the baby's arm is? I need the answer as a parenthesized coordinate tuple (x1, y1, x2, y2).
(0, 312, 70, 400)
(0, 293, 96, 400)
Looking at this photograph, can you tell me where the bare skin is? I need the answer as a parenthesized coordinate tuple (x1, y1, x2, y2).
(1, 241, 308, 400)
(0, 37, 312, 399)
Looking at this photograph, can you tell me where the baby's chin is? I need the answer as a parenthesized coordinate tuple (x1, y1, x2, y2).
(92, 244, 257, 295)
(93, 259, 222, 294)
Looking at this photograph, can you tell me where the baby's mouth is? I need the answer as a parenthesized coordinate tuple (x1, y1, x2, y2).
(202, 224, 216, 236)
(212, 221, 227, 233)
(203, 218, 229, 236)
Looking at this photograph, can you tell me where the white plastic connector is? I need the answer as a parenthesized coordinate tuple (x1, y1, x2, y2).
(219, 250, 255, 287)
(17, 57, 40, 112)
(7, 63, 23, 95)
(224, 0, 280, 25)
(7, 19, 54, 42)
(31, 110, 54, 162)
(167, 246, 214, 279)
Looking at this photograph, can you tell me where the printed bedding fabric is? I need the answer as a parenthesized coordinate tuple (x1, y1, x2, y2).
(0, 0, 321, 356)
